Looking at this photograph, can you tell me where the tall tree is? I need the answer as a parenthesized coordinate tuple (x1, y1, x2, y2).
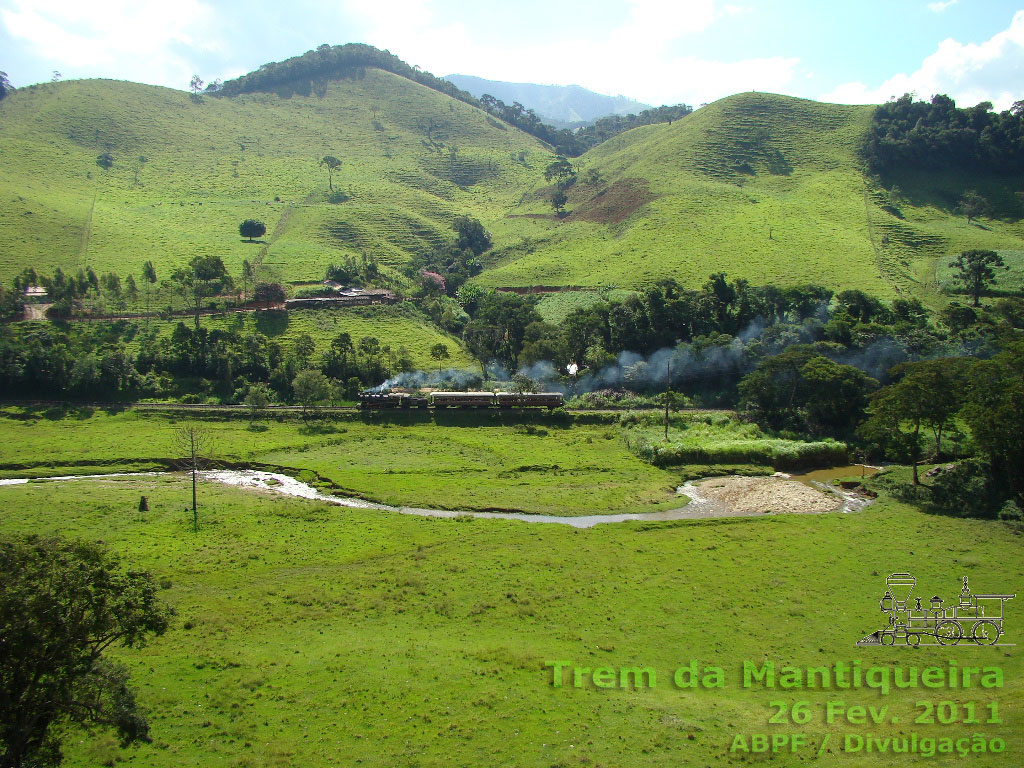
(172, 424, 214, 532)
(292, 369, 331, 420)
(169, 255, 230, 329)
(948, 249, 1005, 307)
(141, 261, 156, 328)
(543, 155, 576, 187)
(0, 535, 172, 768)
(320, 155, 342, 191)
(240, 259, 254, 301)
(550, 190, 568, 217)
(961, 342, 1024, 499)
(430, 343, 450, 373)
(857, 360, 966, 485)
(956, 190, 988, 225)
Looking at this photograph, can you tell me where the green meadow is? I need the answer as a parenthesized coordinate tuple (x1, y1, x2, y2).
(0, 465, 1019, 767)
(0, 409, 683, 516)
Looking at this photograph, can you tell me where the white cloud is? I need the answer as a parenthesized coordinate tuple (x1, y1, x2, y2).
(927, 0, 958, 13)
(343, 0, 797, 106)
(822, 10, 1024, 110)
(613, 0, 716, 47)
(1, 0, 222, 88)
(722, 4, 751, 17)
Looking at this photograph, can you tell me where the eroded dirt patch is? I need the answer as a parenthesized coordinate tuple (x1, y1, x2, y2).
(569, 178, 657, 224)
(683, 475, 842, 517)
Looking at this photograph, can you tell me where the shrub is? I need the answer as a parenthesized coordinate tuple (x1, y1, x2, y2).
(929, 459, 1005, 519)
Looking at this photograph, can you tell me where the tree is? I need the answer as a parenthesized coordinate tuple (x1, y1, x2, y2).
(430, 343, 450, 373)
(857, 360, 966, 485)
(189, 74, 204, 100)
(292, 334, 316, 368)
(172, 424, 214, 531)
(452, 216, 491, 256)
(957, 190, 987, 225)
(327, 332, 354, 380)
(320, 155, 342, 191)
(0, 535, 172, 768)
(463, 323, 501, 379)
(961, 342, 1024, 500)
(739, 346, 875, 437)
(947, 249, 1005, 307)
(0, 71, 12, 101)
(169, 255, 230, 329)
(244, 382, 272, 420)
(510, 373, 538, 393)
(240, 259, 254, 301)
(96, 153, 114, 170)
(292, 369, 330, 420)
(141, 261, 156, 328)
(124, 274, 138, 303)
(551, 190, 568, 217)
(239, 219, 266, 242)
(543, 155, 576, 187)
(253, 281, 285, 308)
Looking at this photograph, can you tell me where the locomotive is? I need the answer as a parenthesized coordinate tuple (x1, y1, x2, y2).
(358, 390, 564, 410)
(858, 573, 1014, 647)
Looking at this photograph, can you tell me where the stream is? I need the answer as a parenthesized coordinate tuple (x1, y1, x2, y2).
(0, 468, 873, 528)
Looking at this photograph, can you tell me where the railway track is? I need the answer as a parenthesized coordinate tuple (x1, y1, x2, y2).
(1, 400, 731, 415)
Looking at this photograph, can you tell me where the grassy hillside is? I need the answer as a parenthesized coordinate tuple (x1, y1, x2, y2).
(0, 71, 547, 287)
(481, 93, 1024, 302)
(3, 80, 1022, 311)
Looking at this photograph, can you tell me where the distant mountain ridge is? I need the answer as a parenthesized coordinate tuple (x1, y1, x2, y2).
(444, 74, 651, 126)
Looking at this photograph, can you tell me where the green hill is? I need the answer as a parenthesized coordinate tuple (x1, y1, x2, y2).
(3, 76, 1022, 311)
(482, 92, 1024, 301)
(0, 71, 547, 288)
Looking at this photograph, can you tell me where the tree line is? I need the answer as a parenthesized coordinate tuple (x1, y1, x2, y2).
(0, 319, 416, 405)
(862, 93, 1024, 177)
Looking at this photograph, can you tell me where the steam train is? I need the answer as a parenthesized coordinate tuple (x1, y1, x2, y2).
(358, 391, 564, 410)
(858, 573, 1014, 647)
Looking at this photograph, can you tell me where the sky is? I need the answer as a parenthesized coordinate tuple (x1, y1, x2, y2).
(1, 0, 1022, 110)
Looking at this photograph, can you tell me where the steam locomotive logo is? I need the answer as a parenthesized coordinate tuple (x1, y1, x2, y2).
(857, 573, 1015, 647)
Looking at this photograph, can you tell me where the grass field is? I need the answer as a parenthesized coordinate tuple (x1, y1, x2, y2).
(0, 409, 684, 516)
(0, 467, 1019, 767)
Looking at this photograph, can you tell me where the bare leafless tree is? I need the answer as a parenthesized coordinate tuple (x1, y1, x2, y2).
(172, 424, 214, 532)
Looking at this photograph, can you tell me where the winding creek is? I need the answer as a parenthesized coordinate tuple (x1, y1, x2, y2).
(0, 466, 876, 528)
